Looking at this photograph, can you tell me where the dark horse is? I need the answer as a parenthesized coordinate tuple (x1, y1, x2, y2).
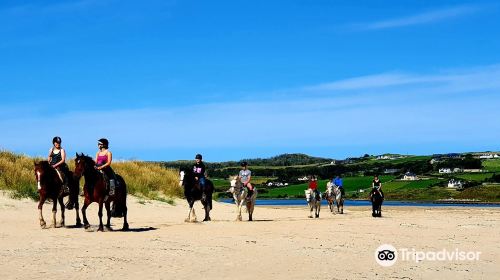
(34, 161, 81, 228)
(179, 168, 214, 222)
(370, 188, 384, 217)
(73, 153, 129, 231)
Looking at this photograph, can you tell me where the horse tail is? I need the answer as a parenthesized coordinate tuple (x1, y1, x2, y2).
(111, 175, 127, 218)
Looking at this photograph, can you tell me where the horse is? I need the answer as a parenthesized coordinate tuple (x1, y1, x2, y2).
(179, 168, 214, 222)
(370, 188, 384, 217)
(73, 153, 129, 231)
(228, 176, 257, 221)
(333, 185, 345, 214)
(34, 161, 81, 229)
(305, 188, 321, 218)
(324, 182, 335, 213)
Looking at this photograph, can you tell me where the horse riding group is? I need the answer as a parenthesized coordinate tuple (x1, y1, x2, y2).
(34, 137, 384, 231)
(34, 137, 128, 231)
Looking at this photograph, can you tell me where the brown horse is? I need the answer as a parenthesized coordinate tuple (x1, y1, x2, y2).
(34, 161, 81, 228)
(73, 153, 129, 231)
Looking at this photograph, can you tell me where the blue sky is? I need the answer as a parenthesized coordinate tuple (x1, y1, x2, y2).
(1, 0, 499, 161)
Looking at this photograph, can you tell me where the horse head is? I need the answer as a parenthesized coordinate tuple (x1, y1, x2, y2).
(74, 153, 94, 179)
(305, 189, 312, 202)
(33, 161, 57, 191)
(179, 168, 195, 189)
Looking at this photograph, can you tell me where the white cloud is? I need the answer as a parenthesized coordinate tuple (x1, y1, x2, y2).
(352, 5, 481, 31)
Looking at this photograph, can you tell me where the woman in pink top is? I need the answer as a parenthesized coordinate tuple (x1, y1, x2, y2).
(95, 138, 118, 196)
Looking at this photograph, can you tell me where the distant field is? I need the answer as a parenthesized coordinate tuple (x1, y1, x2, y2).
(258, 176, 395, 198)
(483, 159, 500, 172)
(453, 173, 494, 181)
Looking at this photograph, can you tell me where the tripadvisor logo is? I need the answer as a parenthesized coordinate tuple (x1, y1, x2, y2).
(375, 244, 482, 267)
(375, 244, 398, 267)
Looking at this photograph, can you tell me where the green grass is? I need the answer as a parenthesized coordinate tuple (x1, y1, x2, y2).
(483, 159, 500, 172)
(453, 173, 493, 181)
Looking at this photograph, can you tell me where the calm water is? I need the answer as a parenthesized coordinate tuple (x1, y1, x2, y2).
(218, 199, 500, 208)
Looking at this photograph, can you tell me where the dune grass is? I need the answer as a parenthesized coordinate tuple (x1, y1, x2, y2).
(0, 150, 182, 203)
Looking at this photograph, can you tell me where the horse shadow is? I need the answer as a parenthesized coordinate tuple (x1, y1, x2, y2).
(79, 226, 158, 232)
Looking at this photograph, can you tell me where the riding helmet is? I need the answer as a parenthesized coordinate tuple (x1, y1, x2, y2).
(52, 136, 62, 144)
(195, 154, 203, 160)
(98, 138, 109, 149)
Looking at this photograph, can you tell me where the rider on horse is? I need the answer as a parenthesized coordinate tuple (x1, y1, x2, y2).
(48, 136, 70, 195)
(95, 138, 119, 196)
(238, 161, 254, 198)
(334, 175, 345, 197)
(371, 175, 384, 198)
(308, 175, 320, 200)
(193, 154, 207, 192)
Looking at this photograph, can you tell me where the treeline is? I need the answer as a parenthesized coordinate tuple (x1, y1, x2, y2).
(160, 153, 333, 170)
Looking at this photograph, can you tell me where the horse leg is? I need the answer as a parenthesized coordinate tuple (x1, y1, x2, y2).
(105, 201, 112, 231)
(122, 204, 129, 231)
(236, 200, 243, 221)
(247, 200, 254, 221)
(97, 200, 104, 232)
(38, 196, 47, 229)
(82, 199, 91, 229)
(74, 199, 82, 227)
(49, 199, 57, 228)
(316, 203, 320, 218)
(308, 203, 313, 218)
(340, 199, 344, 214)
(57, 196, 65, 228)
(203, 201, 211, 222)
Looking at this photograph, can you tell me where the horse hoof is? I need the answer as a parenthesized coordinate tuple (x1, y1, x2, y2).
(372, 213, 376, 217)
(49, 224, 56, 229)
(56, 222, 64, 228)
(76, 221, 83, 228)
(97, 226, 104, 232)
(84, 224, 91, 230)
(105, 226, 113, 231)
(308, 216, 313, 218)
(122, 224, 129, 231)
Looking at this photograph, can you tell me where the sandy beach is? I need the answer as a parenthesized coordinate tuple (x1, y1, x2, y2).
(0, 192, 499, 280)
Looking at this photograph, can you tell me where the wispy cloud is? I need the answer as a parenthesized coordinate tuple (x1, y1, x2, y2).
(1, 64, 499, 160)
(303, 64, 500, 93)
(352, 5, 482, 31)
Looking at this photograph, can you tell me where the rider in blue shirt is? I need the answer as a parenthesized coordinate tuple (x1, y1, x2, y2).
(333, 175, 345, 196)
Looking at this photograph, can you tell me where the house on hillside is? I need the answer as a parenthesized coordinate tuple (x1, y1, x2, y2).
(439, 168, 452, 174)
(477, 153, 500, 159)
(447, 179, 463, 190)
(298, 176, 309, 181)
(402, 172, 418, 181)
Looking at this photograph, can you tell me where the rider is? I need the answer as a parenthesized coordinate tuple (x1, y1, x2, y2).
(48, 136, 69, 194)
(308, 175, 320, 199)
(238, 161, 254, 198)
(95, 138, 118, 196)
(193, 154, 207, 192)
(372, 175, 384, 198)
(334, 175, 345, 197)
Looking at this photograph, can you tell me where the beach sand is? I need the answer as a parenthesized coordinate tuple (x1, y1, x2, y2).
(0, 192, 499, 280)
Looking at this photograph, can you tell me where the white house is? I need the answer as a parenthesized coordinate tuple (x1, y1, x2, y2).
(298, 176, 309, 181)
(403, 172, 418, 181)
(447, 179, 463, 190)
(439, 168, 452, 174)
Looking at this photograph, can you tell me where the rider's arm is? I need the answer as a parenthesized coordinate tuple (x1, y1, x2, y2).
(47, 148, 53, 162)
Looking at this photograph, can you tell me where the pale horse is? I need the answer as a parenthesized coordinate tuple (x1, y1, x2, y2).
(228, 176, 257, 221)
(305, 188, 321, 218)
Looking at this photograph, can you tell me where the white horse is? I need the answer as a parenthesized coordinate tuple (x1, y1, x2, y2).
(333, 185, 344, 214)
(305, 188, 321, 218)
(228, 176, 257, 221)
(325, 182, 335, 213)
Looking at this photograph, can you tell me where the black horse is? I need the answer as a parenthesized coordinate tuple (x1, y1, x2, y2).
(179, 168, 214, 222)
(370, 188, 384, 217)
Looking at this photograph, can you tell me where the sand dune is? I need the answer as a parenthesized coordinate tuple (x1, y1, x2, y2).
(0, 192, 499, 280)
